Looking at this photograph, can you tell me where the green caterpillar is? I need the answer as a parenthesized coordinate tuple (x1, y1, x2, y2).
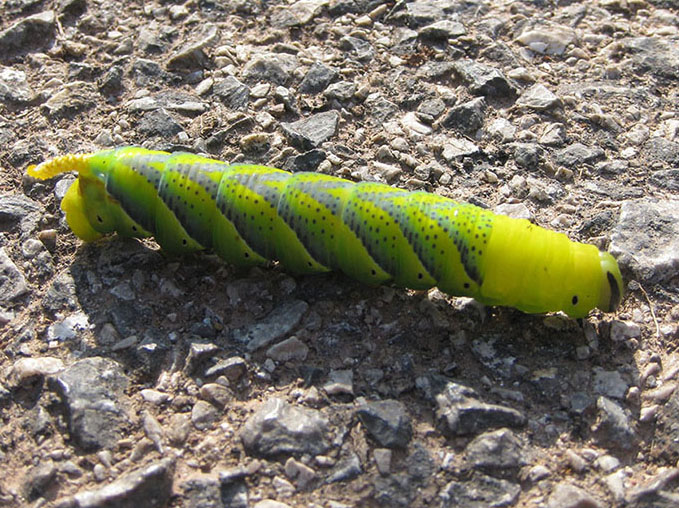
(27, 146, 623, 318)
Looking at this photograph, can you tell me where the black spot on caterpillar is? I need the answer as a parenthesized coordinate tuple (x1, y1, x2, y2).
(27, 146, 623, 318)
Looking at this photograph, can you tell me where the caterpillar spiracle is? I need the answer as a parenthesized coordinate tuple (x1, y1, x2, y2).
(27, 146, 623, 318)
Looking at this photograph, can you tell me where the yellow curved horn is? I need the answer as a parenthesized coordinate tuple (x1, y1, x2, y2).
(27, 153, 93, 180)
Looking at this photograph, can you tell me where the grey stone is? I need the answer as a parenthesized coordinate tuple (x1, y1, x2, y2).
(9, 357, 64, 387)
(167, 23, 218, 70)
(623, 36, 679, 80)
(356, 400, 412, 449)
(442, 138, 480, 160)
(465, 428, 527, 472)
(596, 159, 628, 175)
(23, 461, 57, 501)
(373, 449, 392, 475)
(365, 94, 399, 123)
(372, 474, 413, 507)
(644, 138, 679, 166)
(281, 111, 340, 151)
(323, 369, 354, 396)
(453, 60, 515, 98)
(440, 97, 487, 134)
(436, 382, 526, 436)
(650, 169, 679, 191)
(213, 76, 250, 110)
(191, 400, 220, 430)
(0, 247, 28, 303)
(131, 59, 166, 87)
(592, 396, 636, 451)
(181, 476, 221, 508)
(406, 1, 444, 26)
(205, 356, 247, 381)
(138, 108, 183, 137)
(98, 65, 124, 95)
(240, 398, 330, 457)
(243, 53, 298, 85)
(517, 25, 576, 56)
(220, 479, 249, 508)
(299, 62, 337, 94)
(50, 357, 130, 451)
(0, 67, 32, 104)
(609, 199, 679, 283)
(325, 81, 356, 102)
(0, 193, 40, 235)
(199, 383, 233, 409)
(271, 0, 326, 27)
(184, 342, 219, 374)
(267, 336, 309, 362)
(627, 467, 679, 507)
(0, 10, 55, 57)
(416, 98, 446, 124)
(46, 312, 90, 342)
(42, 271, 78, 315)
(339, 35, 374, 61)
(570, 392, 594, 414)
(593, 368, 628, 399)
(182, 472, 249, 508)
(327, 451, 362, 483)
(137, 28, 166, 54)
(514, 143, 544, 170)
(55, 458, 174, 508)
(440, 473, 521, 508)
(539, 123, 567, 146)
(284, 149, 327, 173)
(420, 20, 466, 40)
(233, 300, 308, 352)
(553, 143, 605, 168)
(42, 81, 97, 118)
(284, 457, 317, 489)
(406, 443, 435, 481)
(416, 61, 456, 80)
(547, 482, 603, 508)
(470, 338, 515, 379)
(516, 84, 562, 111)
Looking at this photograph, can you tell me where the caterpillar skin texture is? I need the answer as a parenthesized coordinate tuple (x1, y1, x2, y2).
(28, 146, 623, 318)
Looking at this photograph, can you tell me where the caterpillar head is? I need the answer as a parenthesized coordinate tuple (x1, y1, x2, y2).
(598, 251, 623, 313)
(562, 250, 623, 318)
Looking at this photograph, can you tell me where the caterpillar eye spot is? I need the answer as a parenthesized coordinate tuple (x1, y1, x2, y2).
(182, 239, 187, 245)
(572, 295, 578, 305)
(97, 215, 103, 223)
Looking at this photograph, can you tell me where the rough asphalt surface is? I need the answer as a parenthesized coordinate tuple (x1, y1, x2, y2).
(1, 0, 679, 506)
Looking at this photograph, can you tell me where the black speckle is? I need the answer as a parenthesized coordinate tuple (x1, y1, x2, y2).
(572, 295, 579, 305)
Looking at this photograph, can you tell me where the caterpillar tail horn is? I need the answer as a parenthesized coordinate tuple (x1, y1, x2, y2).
(27, 153, 93, 180)
(27, 153, 103, 242)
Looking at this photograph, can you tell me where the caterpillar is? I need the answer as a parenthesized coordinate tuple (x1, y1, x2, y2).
(27, 146, 623, 318)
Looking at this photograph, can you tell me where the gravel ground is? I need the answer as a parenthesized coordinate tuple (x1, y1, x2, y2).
(1, 0, 679, 507)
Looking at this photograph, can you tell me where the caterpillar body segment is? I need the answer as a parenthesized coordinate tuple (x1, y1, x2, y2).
(27, 146, 623, 318)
